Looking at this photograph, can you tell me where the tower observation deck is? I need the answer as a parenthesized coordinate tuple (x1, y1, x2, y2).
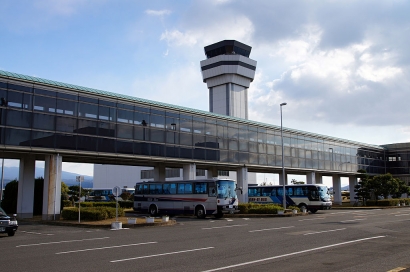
(200, 40, 257, 119)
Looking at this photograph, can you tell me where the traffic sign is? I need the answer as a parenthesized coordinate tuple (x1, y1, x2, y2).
(113, 186, 121, 197)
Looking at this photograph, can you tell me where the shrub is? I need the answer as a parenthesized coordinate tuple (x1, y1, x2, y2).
(238, 203, 283, 214)
(61, 207, 124, 221)
(366, 199, 400, 206)
(119, 201, 133, 208)
(288, 206, 301, 212)
(62, 200, 73, 208)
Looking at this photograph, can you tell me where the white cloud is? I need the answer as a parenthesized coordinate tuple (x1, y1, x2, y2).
(160, 30, 198, 46)
(145, 9, 172, 16)
(357, 64, 402, 82)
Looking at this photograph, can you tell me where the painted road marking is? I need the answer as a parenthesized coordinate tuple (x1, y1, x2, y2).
(340, 218, 366, 223)
(20, 231, 54, 236)
(55, 241, 157, 254)
(202, 224, 247, 230)
(110, 247, 214, 263)
(17, 237, 110, 247)
(202, 236, 386, 272)
(394, 214, 410, 217)
(249, 226, 294, 233)
(298, 217, 325, 221)
(304, 228, 346, 235)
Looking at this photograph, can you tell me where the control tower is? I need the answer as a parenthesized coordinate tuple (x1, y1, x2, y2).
(200, 40, 257, 119)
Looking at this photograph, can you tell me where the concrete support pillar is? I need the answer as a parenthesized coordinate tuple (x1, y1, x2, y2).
(278, 172, 288, 185)
(349, 176, 357, 204)
(17, 155, 36, 219)
(183, 163, 196, 180)
(306, 172, 316, 184)
(315, 172, 323, 184)
(207, 167, 218, 179)
(153, 164, 166, 181)
(332, 174, 342, 205)
(42, 154, 62, 220)
(237, 167, 248, 203)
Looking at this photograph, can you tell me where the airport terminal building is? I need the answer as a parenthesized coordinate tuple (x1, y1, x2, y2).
(0, 40, 409, 219)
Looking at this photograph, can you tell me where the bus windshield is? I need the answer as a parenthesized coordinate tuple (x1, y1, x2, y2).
(217, 180, 237, 199)
(318, 186, 331, 200)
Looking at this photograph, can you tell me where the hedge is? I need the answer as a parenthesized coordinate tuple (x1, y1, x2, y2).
(79, 201, 133, 208)
(366, 199, 401, 206)
(239, 203, 284, 214)
(62, 207, 124, 221)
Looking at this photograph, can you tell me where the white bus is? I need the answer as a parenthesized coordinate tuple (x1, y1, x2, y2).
(86, 188, 135, 201)
(248, 184, 332, 213)
(134, 179, 240, 218)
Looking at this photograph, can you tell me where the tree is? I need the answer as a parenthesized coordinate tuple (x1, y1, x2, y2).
(371, 173, 397, 199)
(120, 191, 133, 201)
(354, 170, 372, 205)
(291, 179, 305, 184)
(68, 185, 91, 203)
(1, 180, 18, 213)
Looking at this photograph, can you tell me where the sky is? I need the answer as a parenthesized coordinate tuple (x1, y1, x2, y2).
(1, 0, 409, 186)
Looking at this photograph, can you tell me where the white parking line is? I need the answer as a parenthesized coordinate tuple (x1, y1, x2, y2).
(298, 217, 325, 221)
(340, 218, 366, 223)
(249, 226, 294, 233)
(20, 231, 54, 236)
(110, 247, 214, 263)
(55, 241, 157, 254)
(394, 214, 410, 217)
(202, 224, 247, 230)
(16, 237, 110, 247)
(304, 228, 346, 235)
(201, 236, 385, 272)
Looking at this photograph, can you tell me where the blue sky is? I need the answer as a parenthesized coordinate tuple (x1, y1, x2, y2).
(1, 0, 409, 185)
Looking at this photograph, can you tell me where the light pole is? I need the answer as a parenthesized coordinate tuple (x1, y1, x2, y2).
(280, 102, 287, 209)
(0, 158, 4, 204)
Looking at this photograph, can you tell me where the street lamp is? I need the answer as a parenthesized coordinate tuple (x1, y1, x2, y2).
(280, 102, 287, 209)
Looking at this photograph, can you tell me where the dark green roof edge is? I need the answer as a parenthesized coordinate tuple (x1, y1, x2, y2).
(0, 69, 383, 150)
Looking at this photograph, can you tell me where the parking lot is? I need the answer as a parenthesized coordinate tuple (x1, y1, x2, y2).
(1, 208, 410, 271)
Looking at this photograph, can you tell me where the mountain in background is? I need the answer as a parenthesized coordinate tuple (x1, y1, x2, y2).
(0, 166, 93, 188)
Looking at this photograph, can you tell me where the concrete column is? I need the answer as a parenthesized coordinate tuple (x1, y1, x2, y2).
(42, 154, 62, 220)
(207, 167, 218, 179)
(183, 163, 196, 180)
(153, 164, 166, 181)
(349, 176, 357, 204)
(278, 172, 288, 185)
(17, 155, 36, 219)
(237, 167, 248, 203)
(315, 172, 323, 184)
(332, 174, 342, 205)
(306, 172, 316, 184)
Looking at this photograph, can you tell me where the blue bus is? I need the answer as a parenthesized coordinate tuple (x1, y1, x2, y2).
(248, 184, 332, 213)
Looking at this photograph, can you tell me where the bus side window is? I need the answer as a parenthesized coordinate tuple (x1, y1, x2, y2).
(169, 183, 176, 194)
(178, 183, 185, 194)
(143, 184, 149, 194)
(136, 185, 142, 194)
(185, 183, 192, 194)
(195, 182, 207, 194)
(262, 188, 271, 196)
(209, 185, 216, 197)
(271, 188, 276, 196)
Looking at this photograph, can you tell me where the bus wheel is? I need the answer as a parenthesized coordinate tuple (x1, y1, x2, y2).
(149, 205, 158, 216)
(196, 206, 206, 219)
(309, 209, 318, 213)
(214, 212, 223, 219)
(298, 204, 307, 213)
